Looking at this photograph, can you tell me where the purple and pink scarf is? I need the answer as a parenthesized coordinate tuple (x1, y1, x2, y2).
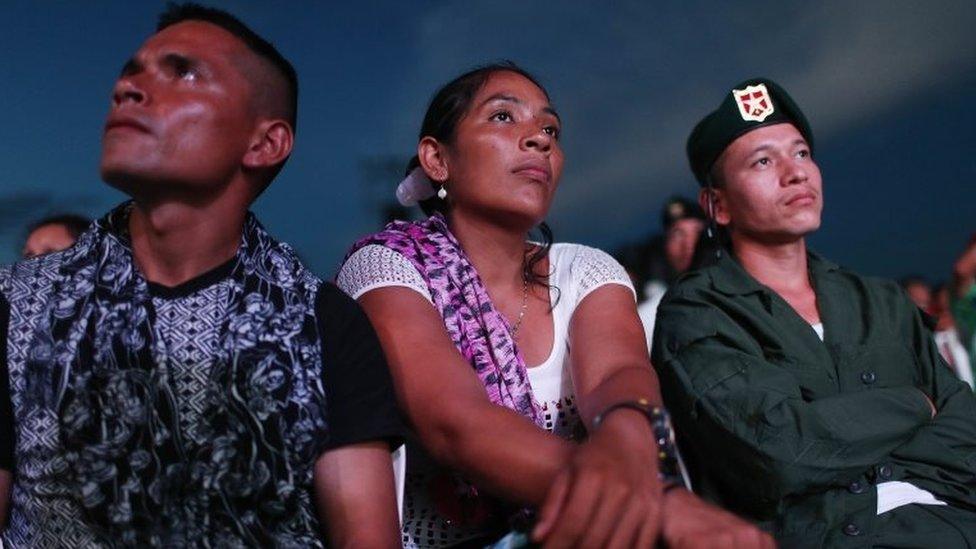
(346, 213, 543, 427)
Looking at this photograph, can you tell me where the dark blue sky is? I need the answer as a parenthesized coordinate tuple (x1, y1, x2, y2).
(1, 1, 973, 283)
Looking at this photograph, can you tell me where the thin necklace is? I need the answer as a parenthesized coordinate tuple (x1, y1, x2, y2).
(510, 268, 529, 339)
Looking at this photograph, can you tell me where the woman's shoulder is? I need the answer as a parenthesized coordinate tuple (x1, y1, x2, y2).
(336, 244, 432, 302)
(549, 242, 625, 273)
(548, 241, 613, 260)
(548, 242, 634, 303)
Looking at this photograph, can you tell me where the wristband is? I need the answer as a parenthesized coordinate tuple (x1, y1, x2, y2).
(592, 399, 684, 485)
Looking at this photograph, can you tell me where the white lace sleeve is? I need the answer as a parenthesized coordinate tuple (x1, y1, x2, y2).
(336, 244, 433, 303)
(570, 244, 636, 306)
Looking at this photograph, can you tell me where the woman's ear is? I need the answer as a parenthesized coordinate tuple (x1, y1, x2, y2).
(418, 136, 450, 183)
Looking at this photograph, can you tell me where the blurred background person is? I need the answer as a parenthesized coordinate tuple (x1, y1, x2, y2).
(21, 213, 89, 258)
(900, 275, 933, 311)
(951, 234, 976, 374)
(617, 197, 706, 351)
(930, 283, 974, 389)
(898, 274, 974, 388)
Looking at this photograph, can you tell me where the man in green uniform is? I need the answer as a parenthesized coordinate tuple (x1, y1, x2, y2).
(652, 78, 976, 547)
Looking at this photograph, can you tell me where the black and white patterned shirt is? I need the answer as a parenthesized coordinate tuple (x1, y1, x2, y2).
(0, 254, 403, 547)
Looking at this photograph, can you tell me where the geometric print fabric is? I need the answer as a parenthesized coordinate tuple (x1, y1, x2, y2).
(153, 282, 230, 446)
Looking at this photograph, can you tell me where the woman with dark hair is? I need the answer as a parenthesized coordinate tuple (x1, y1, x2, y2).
(338, 63, 769, 548)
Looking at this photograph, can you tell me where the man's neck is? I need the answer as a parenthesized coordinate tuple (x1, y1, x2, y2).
(733, 236, 812, 296)
(128, 198, 247, 288)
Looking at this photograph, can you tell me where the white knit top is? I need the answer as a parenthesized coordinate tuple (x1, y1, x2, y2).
(337, 242, 634, 547)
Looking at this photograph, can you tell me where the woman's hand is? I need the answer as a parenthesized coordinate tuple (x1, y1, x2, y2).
(531, 409, 663, 548)
(531, 281, 666, 547)
(661, 488, 775, 549)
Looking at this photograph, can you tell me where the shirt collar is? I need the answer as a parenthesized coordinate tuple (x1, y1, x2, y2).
(709, 248, 839, 296)
(807, 250, 841, 276)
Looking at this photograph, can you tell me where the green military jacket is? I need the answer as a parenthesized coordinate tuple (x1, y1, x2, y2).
(652, 251, 976, 547)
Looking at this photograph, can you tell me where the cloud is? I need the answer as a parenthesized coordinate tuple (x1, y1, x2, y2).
(397, 0, 976, 245)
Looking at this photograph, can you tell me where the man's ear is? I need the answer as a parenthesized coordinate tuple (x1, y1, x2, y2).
(699, 186, 730, 226)
(417, 136, 449, 183)
(243, 119, 294, 171)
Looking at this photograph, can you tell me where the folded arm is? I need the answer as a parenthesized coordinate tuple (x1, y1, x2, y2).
(887, 298, 976, 507)
(654, 296, 932, 504)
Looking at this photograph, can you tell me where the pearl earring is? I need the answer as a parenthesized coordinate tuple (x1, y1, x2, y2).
(437, 186, 447, 200)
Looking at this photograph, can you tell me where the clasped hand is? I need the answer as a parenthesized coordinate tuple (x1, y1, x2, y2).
(530, 415, 773, 548)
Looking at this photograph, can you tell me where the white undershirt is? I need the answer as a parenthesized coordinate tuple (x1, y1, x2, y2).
(808, 321, 946, 515)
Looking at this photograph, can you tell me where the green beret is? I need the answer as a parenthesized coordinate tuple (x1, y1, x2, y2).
(686, 78, 814, 186)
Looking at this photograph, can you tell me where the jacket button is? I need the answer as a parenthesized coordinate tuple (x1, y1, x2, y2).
(848, 480, 865, 494)
(843, 523, 861, 536)
(878, 464, 893, 480)
(860, 371, 877, 384)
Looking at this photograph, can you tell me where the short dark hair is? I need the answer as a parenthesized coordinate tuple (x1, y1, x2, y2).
(157, 3, 298, 131)
(27, 214, 91, 239)
(408, 61, 549, 217)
